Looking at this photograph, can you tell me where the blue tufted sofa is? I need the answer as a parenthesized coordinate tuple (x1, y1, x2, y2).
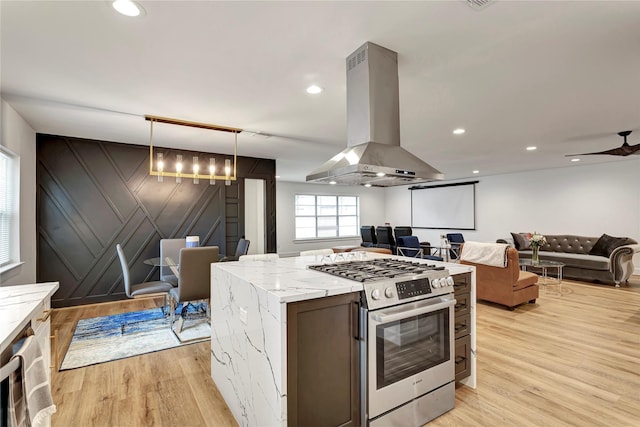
(502, 234, 640, 287)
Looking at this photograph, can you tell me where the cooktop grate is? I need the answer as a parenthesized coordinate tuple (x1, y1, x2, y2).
(308, 258, 445, 282)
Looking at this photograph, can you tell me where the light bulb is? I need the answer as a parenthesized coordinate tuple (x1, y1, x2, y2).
(176, 154, 183, 183)
(193, 156, 199, 184)
(156, 152, 164, 182)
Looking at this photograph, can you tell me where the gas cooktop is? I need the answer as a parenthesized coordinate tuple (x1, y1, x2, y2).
(308, 258, 445, 283)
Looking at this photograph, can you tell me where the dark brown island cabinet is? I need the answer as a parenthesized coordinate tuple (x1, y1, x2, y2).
(285, 273, 473, 427)
(287, 292, 361, 427)
(453, 272, 472, 382)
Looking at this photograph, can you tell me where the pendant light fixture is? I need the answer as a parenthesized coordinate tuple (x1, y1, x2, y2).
(145, 115, 241, 185)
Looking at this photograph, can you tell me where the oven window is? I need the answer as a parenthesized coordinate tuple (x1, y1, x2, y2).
(376, 307, 450, 389)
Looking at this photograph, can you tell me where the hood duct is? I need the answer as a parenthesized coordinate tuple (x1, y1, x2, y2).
(306, 42, 444, 187)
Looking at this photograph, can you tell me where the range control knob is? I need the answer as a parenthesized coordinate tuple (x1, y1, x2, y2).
(371, 289, 381, 300)
(446, 276, 455, 287)
(431, 279, 440, 289)
(384, 287, 395, 298)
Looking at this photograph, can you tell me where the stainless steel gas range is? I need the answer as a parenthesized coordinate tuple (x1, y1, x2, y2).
(308, 258, 456, 426)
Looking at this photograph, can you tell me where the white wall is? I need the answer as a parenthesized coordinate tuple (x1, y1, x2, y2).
(276, 181, 386, 257)
(244, 178, 265, 255)
(385, 160, 640, 273)
(0, 100, 37, 286)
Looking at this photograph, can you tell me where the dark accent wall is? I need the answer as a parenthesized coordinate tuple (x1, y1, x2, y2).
(36, 134, 276, 307)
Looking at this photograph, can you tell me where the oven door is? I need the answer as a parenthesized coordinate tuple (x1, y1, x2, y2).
(366, 295, 455, 419)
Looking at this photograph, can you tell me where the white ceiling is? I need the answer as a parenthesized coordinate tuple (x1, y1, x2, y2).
(2, 0, 640, 183)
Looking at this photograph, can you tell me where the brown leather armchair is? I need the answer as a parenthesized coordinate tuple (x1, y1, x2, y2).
(460, 245, 539, 310)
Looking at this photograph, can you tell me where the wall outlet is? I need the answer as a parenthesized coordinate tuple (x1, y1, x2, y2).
(239, 307, 248, 324)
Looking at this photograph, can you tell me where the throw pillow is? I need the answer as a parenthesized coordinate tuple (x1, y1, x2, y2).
(510, 232, 531, 251)
(589, 234, 631, 257)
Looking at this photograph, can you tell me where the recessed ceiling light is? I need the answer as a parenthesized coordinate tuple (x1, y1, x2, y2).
(472, 170, 479, 174)
(526, 146, 537, 151)
(364, 183, 372, 188)
(376, 172, 386, 177)
(306, 85, 323, 94)
(571, 158, 580, 162)
(453, 128, 466, 135)
(112, 0, 144, 17)
(275, 175, 281, 178)
(329, 181, 337, 185)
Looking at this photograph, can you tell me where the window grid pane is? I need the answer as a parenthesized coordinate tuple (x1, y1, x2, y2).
(295, 194, 359, 239)
(0, 151, 12, 266)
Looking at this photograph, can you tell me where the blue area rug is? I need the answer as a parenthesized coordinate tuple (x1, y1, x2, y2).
(59, 304, 209, 370)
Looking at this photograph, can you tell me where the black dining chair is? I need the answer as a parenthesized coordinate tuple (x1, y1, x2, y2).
(393, 226, 412, 242)
(360, 226, 377, 247)
(375, 226, 396, 254)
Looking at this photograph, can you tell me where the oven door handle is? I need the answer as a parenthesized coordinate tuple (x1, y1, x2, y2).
(371, 297, 455, 324)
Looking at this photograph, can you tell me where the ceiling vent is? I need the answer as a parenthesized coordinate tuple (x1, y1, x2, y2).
(465, 0, 495, 11)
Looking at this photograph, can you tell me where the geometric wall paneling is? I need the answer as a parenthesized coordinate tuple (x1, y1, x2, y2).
(37, 134, 276, 307)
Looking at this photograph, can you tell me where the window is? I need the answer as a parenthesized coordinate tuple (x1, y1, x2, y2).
(0, 146, 16, 267)
(295, 195, 359, 239)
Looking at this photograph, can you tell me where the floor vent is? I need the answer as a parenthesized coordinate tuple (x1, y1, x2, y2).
(466, 0, 495, 11)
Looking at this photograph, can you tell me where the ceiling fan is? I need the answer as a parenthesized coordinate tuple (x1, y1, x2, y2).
(565, 131, 640, 157)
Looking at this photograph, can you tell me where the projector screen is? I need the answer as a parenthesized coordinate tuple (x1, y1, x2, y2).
(411, 182, 476, 230)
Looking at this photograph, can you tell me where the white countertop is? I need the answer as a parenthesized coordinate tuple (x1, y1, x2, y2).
(0, 282, 59, 351)
(212, 253, 473, 304)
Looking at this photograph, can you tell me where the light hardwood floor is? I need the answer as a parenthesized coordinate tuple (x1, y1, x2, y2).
(50, 277, 640, 427)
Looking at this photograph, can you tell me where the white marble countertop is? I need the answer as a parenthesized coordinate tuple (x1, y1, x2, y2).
(212, 253, 473, 305)
(0, 282, 59, 351)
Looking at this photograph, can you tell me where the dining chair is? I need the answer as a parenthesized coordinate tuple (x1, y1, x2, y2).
(116, 244, 174, 306)
(446, 233, 465, 260)
(375, 226, 396, 254)
(360, 226, 377, 247)
(396, 236, 444, 261)
(220, 237, 250, 262)
(170, 246, 219, 335)
(160, 238, 186, 285)
(393, 226, 412, 242)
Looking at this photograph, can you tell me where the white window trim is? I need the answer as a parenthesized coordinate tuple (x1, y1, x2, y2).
(0, 145, 20, 273)
(294, 194, 360, 240)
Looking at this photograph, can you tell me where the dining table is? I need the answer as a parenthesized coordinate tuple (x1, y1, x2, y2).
(144, 256, 179, 276)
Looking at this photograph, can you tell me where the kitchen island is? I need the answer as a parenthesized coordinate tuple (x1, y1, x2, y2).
(1, 282, 59, 427)
(210, 254, 475, 427)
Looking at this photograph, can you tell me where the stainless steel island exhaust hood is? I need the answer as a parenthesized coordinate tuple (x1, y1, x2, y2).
(306, 42, 444, 187)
